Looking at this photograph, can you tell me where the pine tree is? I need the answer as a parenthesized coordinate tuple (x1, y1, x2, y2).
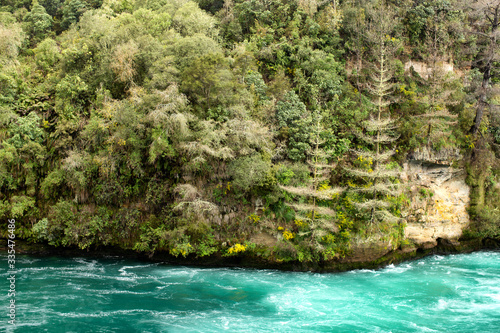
(280, 111, 343, 243)
(346, 5, 401, 225)
(418, 11, 458, 147)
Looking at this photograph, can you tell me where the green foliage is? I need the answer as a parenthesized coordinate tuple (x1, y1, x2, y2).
(0, 13, 25, 64)
(39, 0, 66, 17)
(7, 111, 44, 148)
(276, 90, 312, 161)
(34, 38, 61, 72)
(61, 0, 87, 30)
(40, 169, 66, 199)
(23, 1, 53, 43)
(276, 90, 306, 128)
(55, 74, 88, 118)
(275, 164, 295, 186)
(403, 0, 463, 49)
(229, 154, 271, 193)
(419, 188, 434, 198)
(33, 200, 76, 246)
(181, 52, 232, 113)
(172, 1, 217, 37)
(245, 70, 268, 103)
(0, 0, 497, 265)
(10, 195, 36, 218)
(466, 147, 500, 239)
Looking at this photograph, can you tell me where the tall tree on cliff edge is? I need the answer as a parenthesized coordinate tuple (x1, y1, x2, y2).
(465, 0, 500, 135)
(419, 7, 458, 147)
(346, 3, 402, 225)
(280, 110, 343, 252)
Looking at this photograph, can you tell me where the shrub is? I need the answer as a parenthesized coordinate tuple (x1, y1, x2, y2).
(229, 154, 271, 193)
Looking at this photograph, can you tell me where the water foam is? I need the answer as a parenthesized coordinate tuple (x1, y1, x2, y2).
(5, 252, 499, 332)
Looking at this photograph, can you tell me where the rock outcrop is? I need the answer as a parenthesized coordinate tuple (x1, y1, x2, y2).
(403, 147, 470, 251)
(404, 60, 454, 79)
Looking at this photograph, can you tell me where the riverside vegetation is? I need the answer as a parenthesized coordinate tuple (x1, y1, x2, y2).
(0, 0, 499, 269)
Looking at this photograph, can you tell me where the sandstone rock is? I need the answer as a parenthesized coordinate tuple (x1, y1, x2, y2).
(254, 198, 264, 214)
(404, 60, 454, 80)
(250, 232, 277, 248)
(404, 149, 469, 250)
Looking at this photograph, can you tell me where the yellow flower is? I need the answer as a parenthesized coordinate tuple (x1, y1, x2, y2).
(294, 219, 306, 227)
(228, 243, 246, 254)
(283, 230, 295, 240)
(248, 214, 260, 223)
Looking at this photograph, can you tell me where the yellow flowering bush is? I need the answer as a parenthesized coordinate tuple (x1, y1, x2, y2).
(321, 234, 335, 244)
(169, 243, 193, 257)
(356, 155, 373, 170)
(248, 213, 260, 224)
(294, 219, 307, 228)
(227, 243, 246, 255)
(282, 229, 295, 240)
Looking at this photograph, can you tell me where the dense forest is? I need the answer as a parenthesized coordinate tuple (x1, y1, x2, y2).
(0, 0, 499, 265)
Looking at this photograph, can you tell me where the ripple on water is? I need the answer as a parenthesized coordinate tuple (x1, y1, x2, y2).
(0, 252, 498, 333)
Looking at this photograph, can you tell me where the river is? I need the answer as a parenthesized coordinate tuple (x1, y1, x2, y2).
(1, 251, 499, 332)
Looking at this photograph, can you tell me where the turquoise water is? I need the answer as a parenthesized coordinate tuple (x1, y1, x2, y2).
(1, 252, 499, 332)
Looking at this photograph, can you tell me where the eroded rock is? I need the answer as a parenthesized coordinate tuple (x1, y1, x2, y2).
(403, 149, 470, 249)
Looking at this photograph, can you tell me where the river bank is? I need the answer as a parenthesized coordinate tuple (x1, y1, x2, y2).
(1, 236, 497, 272)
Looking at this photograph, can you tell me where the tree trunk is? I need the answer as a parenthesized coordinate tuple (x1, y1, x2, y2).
(469, 2, 498, 134)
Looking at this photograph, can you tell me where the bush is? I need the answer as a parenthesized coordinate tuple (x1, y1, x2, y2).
(34, 38, 61, 72)
(34, 200, 76, 246)
(229, 154, 271, 193)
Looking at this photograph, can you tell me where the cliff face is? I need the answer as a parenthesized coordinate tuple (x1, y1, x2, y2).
(344, 148, 471, 266)
(209, 147, 474, 268)
(403, 148, 470, 251)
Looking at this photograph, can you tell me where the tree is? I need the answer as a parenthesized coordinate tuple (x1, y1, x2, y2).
(146, 84, 190, 165)
(346, 4, 401, 225)
(110, 41, 138, 85)
(280, 111, 342, 249)
(465, 0, 500, 134)
(34, 38, 61, 73)
(229, 154, 271, 193)
(23, 0, 53, 43)
(60, 0, 87, 30)
(4, 112, 47, 197)
(417, 9, 458, 147)
(39, 0, 65, 17)
(341, 1, 367, 97)
(0, 12, 25, 65)
(276, 90, 312, 161)
(172, 1, 218, 37)
(180, 52, 233, 114)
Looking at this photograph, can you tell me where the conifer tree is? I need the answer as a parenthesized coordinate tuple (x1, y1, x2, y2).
(346, 4, 401, 225)
(417, 11, 458, 147)
(280, 111, 343, 242)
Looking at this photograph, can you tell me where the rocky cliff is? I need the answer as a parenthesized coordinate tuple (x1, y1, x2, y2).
(342, 147, 472, 267)
(403, 148, 470, 251)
